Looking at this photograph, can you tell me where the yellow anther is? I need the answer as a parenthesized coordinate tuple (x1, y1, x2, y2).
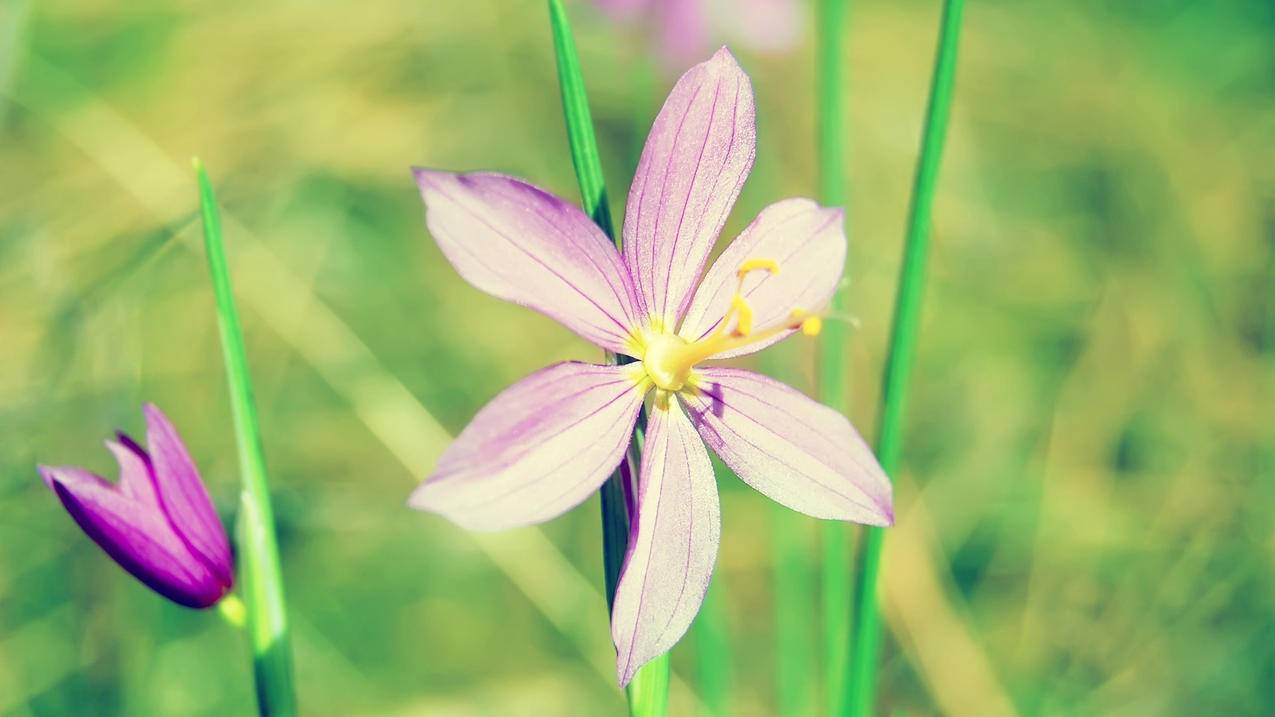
(730, 294, 754, 336)
(736, 258, 779, 280)
(801, 316, 823, 336)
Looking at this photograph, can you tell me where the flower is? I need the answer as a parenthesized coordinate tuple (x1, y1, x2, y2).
(38, 404, 234, 609)
(410, 47, 891, 686)
(594, 0, 804, 68)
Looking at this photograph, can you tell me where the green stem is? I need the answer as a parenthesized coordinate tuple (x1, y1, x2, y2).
(693, 572, 732, 717)
(844, 1, 965, 715)
(815, 0, 852, 714)
(773, 505, 812, 716)
(195, 160, 297, 717)
(547, 2, 669, 714)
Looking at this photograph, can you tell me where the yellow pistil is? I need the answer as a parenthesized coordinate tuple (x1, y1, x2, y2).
(637, 258, 824, 393)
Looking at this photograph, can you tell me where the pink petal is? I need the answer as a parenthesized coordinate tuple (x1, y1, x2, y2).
(653, 0, 711, 68)
(683, 368, 893, 525)
(724, 0, 805, 54)
(38, 464, 228, 608)
(107, 435, 159, 506)
(593, 0, 651, 20)
(623, 47, 756, 330)
(679, 198, 845, 357)
(410, 362, 647, 531)
(415, 170, 644, 355)
(611, 395, 719, 687)
(144, 404, 234, 585)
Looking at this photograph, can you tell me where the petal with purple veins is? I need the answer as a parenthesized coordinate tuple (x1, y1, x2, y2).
(611, 395, 719, 687)
(683, 367, 893, 525)
(410, 362, 647, 531)
(679, 198, 845, 357)
(415, 170, 644, 355)
(144, 404, 234, 585)
(623, 47, 756, 329)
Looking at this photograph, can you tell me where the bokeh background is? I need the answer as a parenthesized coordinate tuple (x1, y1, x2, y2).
(2, 0, 1273, 714)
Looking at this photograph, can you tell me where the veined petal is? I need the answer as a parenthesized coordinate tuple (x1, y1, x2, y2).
(680, 198, 845, 357)
(415, 170, 644, 355)
(683, 368, 893, 525)
(611, 395, 719, 687)
(38, 465, 228, 608)
(144, 404, 233, 584)
(623, 47, 756, 329)
(410, 362, 646, 531)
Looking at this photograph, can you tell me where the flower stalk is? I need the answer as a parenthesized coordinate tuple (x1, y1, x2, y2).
(815, 0, 852, 714)
(844, 0, 966, 714)
(195, 159, 298, 717)
(546, 1, 670, 712)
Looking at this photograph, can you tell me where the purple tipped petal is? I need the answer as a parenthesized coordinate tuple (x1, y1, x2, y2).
(680, 199, 845, 357)
(623, 47, 756, 329)
(143, 404, 233, 585)
(683, 368, 893, 525)
(39, 464, 229, 608)
(106, 436, 159, 506)
(410, 362, 647, 531)
(415, 170, 644, 355)
(611, 396, 719, 687)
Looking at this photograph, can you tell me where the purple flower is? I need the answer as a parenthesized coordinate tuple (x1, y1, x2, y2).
(38, 404, 234, 609)
(410, 48, 891, 685)
(595, 0, 803, 68)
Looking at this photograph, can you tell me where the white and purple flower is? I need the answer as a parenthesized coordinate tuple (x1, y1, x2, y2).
(38, 404, 234, 609)
(410, 48, 891, 685)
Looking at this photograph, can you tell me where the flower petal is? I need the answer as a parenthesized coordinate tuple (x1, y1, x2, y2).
(107, 435, 159, 506)
(683, 368, 893, 525)
(611, 396, 719, 687)
(38, 465, 228, 608)
(623, 47, 756, 329)
(144, 404, 234, 585)
(679, 198, 845, 357)
(410, 362, 646, 531)
(415, 170, 644, 355)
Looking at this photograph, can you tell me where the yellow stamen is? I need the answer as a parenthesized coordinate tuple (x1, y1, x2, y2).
(638, 258, 824, 392)
(730, 294, 754, 336)
(736, 257, 779, 280)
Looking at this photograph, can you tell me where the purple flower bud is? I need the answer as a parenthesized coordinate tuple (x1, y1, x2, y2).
(38, 403, 234, 609)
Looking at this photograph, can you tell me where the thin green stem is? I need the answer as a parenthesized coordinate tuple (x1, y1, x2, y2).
(547, 2, 669, 714)
(195, 160, 297, 717)
(693, 571, 732, 717)
(773, 504, 812, 716)
(844, 1, 965, 714)
(815, 0, 852, 714)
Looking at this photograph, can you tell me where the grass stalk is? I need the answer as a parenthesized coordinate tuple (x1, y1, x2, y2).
(547, 1, 669, 713)
(843, 0, 965, 714)
(814, 0, 852, 713)
(195, 160, 297, 716)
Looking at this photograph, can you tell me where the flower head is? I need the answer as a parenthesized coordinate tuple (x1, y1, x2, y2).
(595, 0, 804, 68)
(38, 404, 234, 609)
(410, 48, 891, 685)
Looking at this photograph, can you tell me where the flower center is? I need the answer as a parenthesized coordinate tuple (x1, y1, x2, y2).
(638, 258, 823, 393)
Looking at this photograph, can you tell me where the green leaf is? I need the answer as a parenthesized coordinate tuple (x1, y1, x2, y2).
(195, 159, 298, 717)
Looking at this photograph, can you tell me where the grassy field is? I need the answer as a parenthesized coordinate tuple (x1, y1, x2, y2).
(1, 0, 1272, 714)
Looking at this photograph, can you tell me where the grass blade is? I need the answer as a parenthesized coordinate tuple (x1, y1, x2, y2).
(814, 0, 852, 713)
(547, 1, 669, 714)
(195, 159, 297, 716)
(844, 0, 966, 714)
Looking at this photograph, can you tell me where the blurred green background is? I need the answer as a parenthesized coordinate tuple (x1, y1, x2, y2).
(2, 0, 1273, 714)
